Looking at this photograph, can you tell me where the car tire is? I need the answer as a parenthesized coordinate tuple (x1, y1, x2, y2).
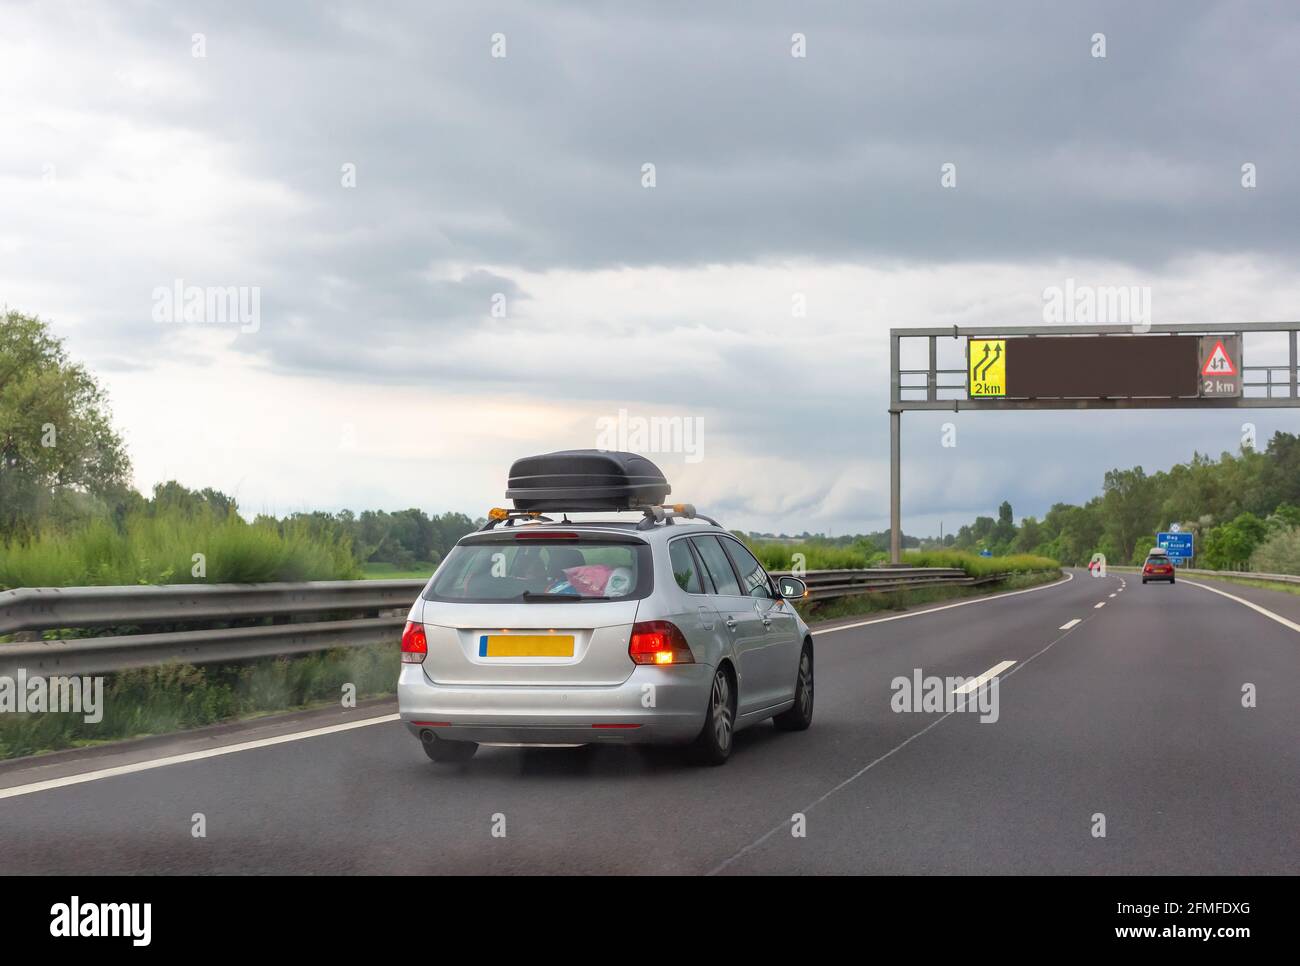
(689, 666, 736, 766)
(1142, 578, 1148, 584)
(421, 733, 478, 763)
(773, 641, 814, 732)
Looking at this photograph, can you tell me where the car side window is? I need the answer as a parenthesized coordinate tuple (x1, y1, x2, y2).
(690, 535, 744, 597)
(721, 537, 774, 599)
(668, 538, 703, 594)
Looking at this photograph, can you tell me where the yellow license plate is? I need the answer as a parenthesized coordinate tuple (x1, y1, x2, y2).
(478, 634, 574, 658)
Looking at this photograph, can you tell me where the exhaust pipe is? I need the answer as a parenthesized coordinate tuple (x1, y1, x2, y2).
(420, 729, 434, 744)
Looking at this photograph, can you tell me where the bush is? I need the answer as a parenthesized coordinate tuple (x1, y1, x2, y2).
(744, 541, 1057, 577)
(903, 549, 1059, 578)
(1249, 527, 1300, 575)
(747, 540, 886, 571)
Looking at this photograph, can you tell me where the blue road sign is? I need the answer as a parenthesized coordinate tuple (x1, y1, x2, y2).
(1156, 531, 1193, 563)
(979, 548, 993, 557)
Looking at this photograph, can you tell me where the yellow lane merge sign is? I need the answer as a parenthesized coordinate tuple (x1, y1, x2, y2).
(969, 339, 1006, 397)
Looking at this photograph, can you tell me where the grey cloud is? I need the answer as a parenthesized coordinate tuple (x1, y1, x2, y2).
(8, 0, 1300, 533)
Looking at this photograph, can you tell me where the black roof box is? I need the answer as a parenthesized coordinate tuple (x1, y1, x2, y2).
(505, 450, 670, 512)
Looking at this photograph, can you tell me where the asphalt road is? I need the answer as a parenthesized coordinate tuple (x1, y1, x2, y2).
(2, 569, 1297, 874)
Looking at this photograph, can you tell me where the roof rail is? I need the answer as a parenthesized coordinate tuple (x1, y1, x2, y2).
(636, 503, 722, 530)
(478, 504, 723, 531)
(478, 508, 554, 531)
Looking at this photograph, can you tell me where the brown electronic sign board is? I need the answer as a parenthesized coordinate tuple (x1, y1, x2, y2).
(1004, 335, 1199, 399)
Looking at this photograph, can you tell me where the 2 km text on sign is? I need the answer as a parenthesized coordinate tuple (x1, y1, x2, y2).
(1199, 336, 1241, 398)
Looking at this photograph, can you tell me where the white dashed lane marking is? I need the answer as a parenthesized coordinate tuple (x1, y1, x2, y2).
(953, 660, 1017, 695)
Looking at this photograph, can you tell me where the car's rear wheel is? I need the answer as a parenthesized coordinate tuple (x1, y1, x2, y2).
(1141, 578, 1148, 584)
(689, 666, 735, 765)
(774, 642, 814, 732)
(421, 732, 478, 763)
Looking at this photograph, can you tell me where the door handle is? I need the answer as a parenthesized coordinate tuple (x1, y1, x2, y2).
(725, 618, 738, 630)
(761, 617, 772, 628)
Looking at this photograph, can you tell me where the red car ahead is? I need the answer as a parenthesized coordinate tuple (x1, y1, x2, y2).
(1141, 550, 1176, 584)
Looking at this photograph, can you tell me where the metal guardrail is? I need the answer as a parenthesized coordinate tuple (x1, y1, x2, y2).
(0, 567, 1030, 676)
(0, 580, 424, 634)
(791, 567, 998, 600)
(2, 617, 405, 677)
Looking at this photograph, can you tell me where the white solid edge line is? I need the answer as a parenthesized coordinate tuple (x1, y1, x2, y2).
(0, 713, 401, 802)
(814, 571, 1075, 636)
(1094, 601, 1106, 608)
(952, 660, 1016, 695)
(1059, 618, 1082, 630)
(1180, 579, 1300, 634)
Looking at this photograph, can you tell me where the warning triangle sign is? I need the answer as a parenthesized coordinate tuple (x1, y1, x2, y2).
(1202, 340, 1236, 376)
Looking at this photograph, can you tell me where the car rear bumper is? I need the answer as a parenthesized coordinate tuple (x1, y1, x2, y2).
(397, 662, 713, 745)
(1143, 571, 1175, 581)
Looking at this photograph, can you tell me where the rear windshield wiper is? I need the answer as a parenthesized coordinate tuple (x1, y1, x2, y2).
(519, 592, 615, 603)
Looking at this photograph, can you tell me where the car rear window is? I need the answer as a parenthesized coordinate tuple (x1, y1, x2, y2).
(1145, 556, 1171, 566)
(425, 538, 652, 602)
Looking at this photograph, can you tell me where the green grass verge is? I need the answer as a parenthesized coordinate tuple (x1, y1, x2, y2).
(0, 644, 397, 760)
(1113, 565, 1300, 597)
(1170, 572, 1300, 597)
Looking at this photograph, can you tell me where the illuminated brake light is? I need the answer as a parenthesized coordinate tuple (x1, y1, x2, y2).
(401, 621, 428, 664)
(515, 530, 578, 540)
(628, 620, 695, 666)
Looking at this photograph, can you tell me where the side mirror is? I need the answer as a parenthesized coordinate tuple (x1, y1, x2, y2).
(776, 576, 807, 599)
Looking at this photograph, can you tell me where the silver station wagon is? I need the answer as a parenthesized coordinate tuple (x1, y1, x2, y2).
(398, 450, 813, 765)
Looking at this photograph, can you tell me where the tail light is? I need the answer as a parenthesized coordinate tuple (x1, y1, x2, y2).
(401, 621, 428, 664)
(629, 620, 695, 665)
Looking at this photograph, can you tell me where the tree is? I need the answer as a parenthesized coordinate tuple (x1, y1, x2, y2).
(1257, 432, 1300, 511)
(1202, 512, 1268, 570)
(149, 481, 239, 518)
(1036, 501, 1103, 565)
(1013, 516, 1043, 554)
(993, 500, 1016, 547)
(1267, 503, 1300, 532)
(944, 430, 1300, 570)
(0, 311, 131, 537)
(1100, 467, 1158, 564)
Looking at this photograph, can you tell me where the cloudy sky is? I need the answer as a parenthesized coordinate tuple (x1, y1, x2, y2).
(3, 0, 1299, 535)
